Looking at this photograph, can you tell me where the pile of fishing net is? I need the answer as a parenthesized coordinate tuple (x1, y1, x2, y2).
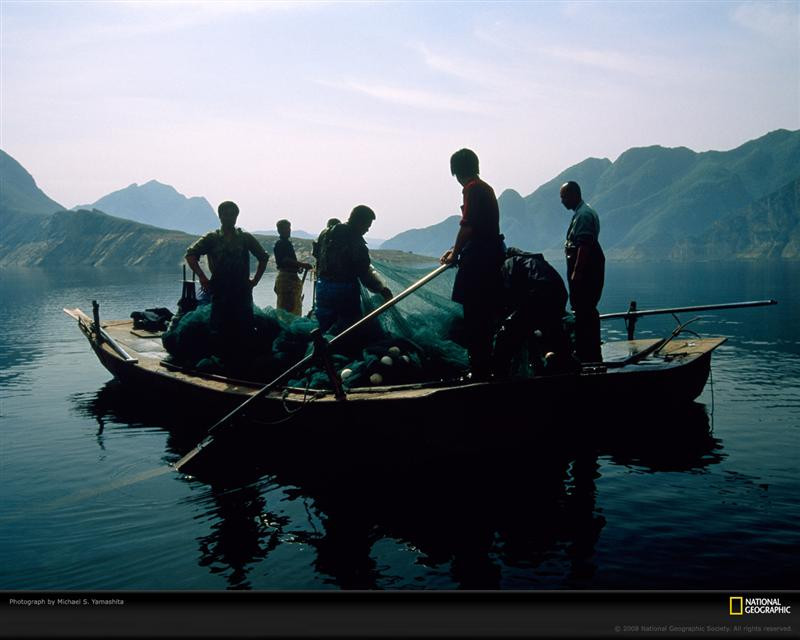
(161, 259, 471, 389)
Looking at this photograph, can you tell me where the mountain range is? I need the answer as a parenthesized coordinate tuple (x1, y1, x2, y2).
(73, 180, 218, 235)
(380, 129, 800, 260)
(1, 129, 799, 267)
(0, 151, 423, 268)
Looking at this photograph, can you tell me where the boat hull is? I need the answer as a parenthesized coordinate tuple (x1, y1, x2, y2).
(65, 307, 725, 432)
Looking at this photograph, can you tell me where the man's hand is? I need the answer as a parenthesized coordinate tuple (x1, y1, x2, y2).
(198, 274, 212, 293)
(380, 287, 393, 302)
(440, 249, 457, 265)
(301, 262, 313, 271)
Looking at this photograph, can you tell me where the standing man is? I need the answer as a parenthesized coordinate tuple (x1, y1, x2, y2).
(185, 200, 269, 368)
(560, 181, 605, 362)
(312, 218, 341, 263)
(440, 148, 505, 381)
(310, 218, 340, 318)
(273, 219, 312, 315)
(315, 206, 392, 335)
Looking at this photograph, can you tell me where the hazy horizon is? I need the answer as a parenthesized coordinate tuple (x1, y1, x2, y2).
(2, 1, 798, 239)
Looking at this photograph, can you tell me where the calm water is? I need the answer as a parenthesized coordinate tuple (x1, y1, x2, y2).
(1, 262, 798, 590)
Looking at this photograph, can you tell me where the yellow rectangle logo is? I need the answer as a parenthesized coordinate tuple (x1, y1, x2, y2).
(730, 597, 744, 615)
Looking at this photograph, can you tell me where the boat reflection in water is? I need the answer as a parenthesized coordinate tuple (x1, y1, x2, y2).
(74, 383, 722, 589)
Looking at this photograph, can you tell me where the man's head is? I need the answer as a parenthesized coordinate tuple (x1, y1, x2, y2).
(326, 218, 341, 228)
(348, 205, 376, 236)
(559, 182, 582, 211)
(450, 148, 480, 185)
(218, 201, 239, 230)
(276, 219, 291, 239)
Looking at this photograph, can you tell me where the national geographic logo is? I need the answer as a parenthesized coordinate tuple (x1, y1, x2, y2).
(730, 596, 792, 615)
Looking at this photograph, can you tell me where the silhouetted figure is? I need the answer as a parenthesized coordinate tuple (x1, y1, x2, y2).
(196, 483, 276, 590)
(315, 206, 392, 335)
(185, 201, 269, 369)
(493, 248, 572, 377)
(560, 181, 605, 362)
(312, 218, 341, 262)
(309, 219, 340, 317)
(440, 148, 505, 381)
(273, 219, 312, 316)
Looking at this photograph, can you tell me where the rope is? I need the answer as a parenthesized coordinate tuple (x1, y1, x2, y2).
(708, 364, 715, 434)
(247, 377, 323, 427)
(653, 316, 703, 356)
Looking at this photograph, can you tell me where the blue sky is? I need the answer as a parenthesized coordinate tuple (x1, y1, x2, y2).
(1, 1, 798, 239)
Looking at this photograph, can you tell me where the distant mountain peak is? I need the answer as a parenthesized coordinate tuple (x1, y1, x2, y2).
(0, 149, 65, 215)
(73, 180, 217, 235)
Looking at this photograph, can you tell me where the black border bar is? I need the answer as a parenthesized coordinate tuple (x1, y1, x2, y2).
(2, 591, 798, 638)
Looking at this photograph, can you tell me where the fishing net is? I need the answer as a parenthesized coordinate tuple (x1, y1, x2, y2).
(162, 259, 471, 388)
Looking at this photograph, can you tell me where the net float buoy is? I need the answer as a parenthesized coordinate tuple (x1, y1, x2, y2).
(380, 356, 393, 366)
(369, 372, 383, 385)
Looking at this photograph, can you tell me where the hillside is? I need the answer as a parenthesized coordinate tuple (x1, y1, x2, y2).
(670, 178, 800, 260)
(73, 180, 218, 235)
(0, 205, 432, 269)
(0, 208, 199, 268)
(0, 150, 65, 215)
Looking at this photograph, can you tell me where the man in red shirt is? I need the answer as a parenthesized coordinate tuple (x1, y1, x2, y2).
(440, 148, 506, 381)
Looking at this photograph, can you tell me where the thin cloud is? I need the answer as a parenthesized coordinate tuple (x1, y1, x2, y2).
(411, 42, 474, 82)
(537, 44, 660, 77)
(321, 78, 496, 116)
(271, 105, 407, 137)
(731, 1, 800, 48)
(3, 1, 328, 49)
(410, 41, 558, 102)
(474, 21, 686, 83)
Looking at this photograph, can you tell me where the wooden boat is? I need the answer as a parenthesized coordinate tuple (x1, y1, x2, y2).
(63, 305, 728, 425)
(66, 288, 777, 470)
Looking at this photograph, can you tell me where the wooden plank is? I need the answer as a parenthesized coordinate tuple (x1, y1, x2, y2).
(130, 329, 165, 338)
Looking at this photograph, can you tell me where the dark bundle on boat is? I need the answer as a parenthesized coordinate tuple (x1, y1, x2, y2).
(131, 307, 173, 332)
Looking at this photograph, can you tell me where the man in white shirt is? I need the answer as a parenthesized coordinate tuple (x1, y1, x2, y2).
(560, 181, 605, 362)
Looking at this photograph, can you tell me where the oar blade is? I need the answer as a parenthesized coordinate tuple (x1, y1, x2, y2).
(173, 437, 212, 472)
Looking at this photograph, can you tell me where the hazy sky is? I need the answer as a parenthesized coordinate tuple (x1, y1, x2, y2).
(2, 1, 798, 239)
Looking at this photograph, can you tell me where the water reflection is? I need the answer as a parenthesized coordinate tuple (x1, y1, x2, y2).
(70, 380, 229, 455)
(72, 383, 722, 589)
(194, 482, 282, 590)
(596, 402, 724, 472)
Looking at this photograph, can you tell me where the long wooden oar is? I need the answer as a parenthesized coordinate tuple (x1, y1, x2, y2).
(173, 262, 452, 472)
(600, 299, 776, 321)
(600, 299, 777, 341)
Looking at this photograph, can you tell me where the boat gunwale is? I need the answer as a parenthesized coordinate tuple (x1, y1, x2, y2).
(64, 308, 727, 402)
